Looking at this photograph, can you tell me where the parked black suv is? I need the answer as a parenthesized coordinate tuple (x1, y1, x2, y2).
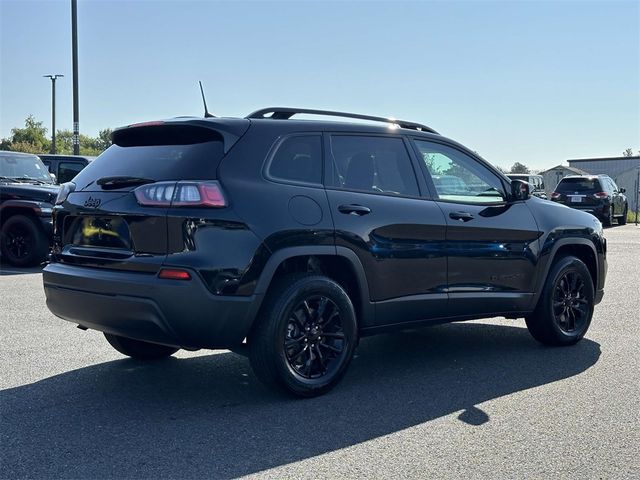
(1, 151, 59, 266)
(551, 174, 628, 226)
(43, 108, 607, 396)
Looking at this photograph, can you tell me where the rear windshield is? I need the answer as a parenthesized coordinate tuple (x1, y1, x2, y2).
(73, 141, 225, 190)
(556, 178, 600, 192)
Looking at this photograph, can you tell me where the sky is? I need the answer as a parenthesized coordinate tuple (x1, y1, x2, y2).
(1, 0, 638, 171)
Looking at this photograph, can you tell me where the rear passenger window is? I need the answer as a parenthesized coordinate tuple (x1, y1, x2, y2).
(267, 135, 322, 185)
(329, 135, 419, 197)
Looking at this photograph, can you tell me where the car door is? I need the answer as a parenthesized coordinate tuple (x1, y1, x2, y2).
(411, 138, 541, 317)
(324, 133, 448, 328)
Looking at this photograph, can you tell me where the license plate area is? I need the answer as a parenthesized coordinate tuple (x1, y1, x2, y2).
(65, 216, 132, 250)
(570, 196, 583, 203)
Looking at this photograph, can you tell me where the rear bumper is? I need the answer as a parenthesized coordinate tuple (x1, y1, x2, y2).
(43, 263, 259, 349)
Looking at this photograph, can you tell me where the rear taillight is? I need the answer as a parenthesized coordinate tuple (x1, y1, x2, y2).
(551, 192, 561, 199)
(55, 182, 76, 205)
(134, 181, 226, 207)
(593, 191, 608, 199)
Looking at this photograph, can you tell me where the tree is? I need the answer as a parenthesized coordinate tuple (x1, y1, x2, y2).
(510, 162, 530, 174)
(1, 116, 113, 156)
(0, 115, 50, 153)
(495, 165, 508, 174)
(622, 148, 633, 157)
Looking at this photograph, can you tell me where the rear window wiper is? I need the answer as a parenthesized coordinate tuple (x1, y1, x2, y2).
(96, 176, 155, 190)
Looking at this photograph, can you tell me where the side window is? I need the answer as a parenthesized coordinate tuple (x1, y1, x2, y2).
(329, 135, 419, 196)
(609, 178, 619, 192)
(413, 140, 505, 203)
(41, 160, 52, 173)
(58, 162, 84, 183)
(267, 135, 322, 185)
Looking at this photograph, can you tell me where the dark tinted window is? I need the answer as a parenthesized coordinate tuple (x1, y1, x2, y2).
(58, 162, 85, 183)
(267, 135, 322, 185)
(72, 140, 225, 190)
(330, 136, 419, 196)
(556, 178, 601, 192)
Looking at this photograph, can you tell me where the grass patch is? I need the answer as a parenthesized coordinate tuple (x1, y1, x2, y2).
(627, 209, 639, 224)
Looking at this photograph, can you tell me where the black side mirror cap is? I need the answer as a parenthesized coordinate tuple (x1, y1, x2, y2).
(619, 187, 626, 193)
(510, 179, 531, 201)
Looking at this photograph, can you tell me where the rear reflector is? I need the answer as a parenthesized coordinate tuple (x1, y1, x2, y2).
(551, 192, 561, 199)
(158, 269, 191, 280)
(134, 181, 226, 207)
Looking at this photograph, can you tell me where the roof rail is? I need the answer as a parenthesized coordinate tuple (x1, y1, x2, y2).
(246, 107, 438, 134)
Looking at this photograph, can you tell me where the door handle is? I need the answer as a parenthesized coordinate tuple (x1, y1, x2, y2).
(338, 204, 371, 216)
(449, 211, 474, 222)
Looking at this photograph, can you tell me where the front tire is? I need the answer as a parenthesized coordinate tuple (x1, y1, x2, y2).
(104, 333, 179, 360)
(525, 256, 594, 346)
(249, 274, 358, 397)
(0, 215, 48, 267)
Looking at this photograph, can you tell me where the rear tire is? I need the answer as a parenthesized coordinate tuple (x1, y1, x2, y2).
(104, 333, 179, 360)
(525, 255, 594, 346)
(603, 207, 613, 227)
(249, 274, 358, 397)
(0, 215, 48, 267)
(618, 205, 627, 225)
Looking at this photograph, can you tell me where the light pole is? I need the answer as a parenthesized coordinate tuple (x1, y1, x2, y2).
(71, 0, 79, 155)
(43, 75, 64, 154)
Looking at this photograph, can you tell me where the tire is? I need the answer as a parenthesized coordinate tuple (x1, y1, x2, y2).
(249, 274, 358, 397)
(618, 205, 627, 225)
(0, 214, 49, 267)
(602, 206, 613, 227)
(525, 255, 594, 346)
(104, 333, 179, 360)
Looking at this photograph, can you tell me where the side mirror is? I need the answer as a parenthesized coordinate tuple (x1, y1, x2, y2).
(619, 187, 626, 193)
(50, 173, 57, 184)
(510, 179, 531, 201)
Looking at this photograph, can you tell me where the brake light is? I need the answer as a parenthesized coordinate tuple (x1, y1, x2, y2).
(158, 268, 191, 280)
(593, 191, 608, 199)
(551, 192, 561, 199)
(134, 181, 226, 207)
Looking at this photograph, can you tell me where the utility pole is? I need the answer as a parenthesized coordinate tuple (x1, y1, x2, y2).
(43, 75, 63, 154)
(71, 0, 79, 155)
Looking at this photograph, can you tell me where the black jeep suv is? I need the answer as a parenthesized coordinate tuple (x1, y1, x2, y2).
(1, 151, 59, 266)
(43, 108, 607, 396)
(551, 174, 628, 226)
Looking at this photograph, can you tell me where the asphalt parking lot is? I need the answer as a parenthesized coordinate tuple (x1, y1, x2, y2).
(1, 224, 638, 479)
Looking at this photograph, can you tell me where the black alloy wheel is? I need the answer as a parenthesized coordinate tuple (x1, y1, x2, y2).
(552, 271, 589, 334)
(525, 255, 594, 346)
(249, 274, 357, 397)
(284, 295, 347, 380)
(0, 215, 48, 267)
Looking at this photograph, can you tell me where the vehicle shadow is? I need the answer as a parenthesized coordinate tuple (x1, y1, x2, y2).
(0, 259, 43, 276)
(0, 323, 600, 479)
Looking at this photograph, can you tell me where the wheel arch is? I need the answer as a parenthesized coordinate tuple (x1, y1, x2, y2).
(532, 238, 599, 309)
(0, 202, 45, 228)
(250, 246, 373, 331)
